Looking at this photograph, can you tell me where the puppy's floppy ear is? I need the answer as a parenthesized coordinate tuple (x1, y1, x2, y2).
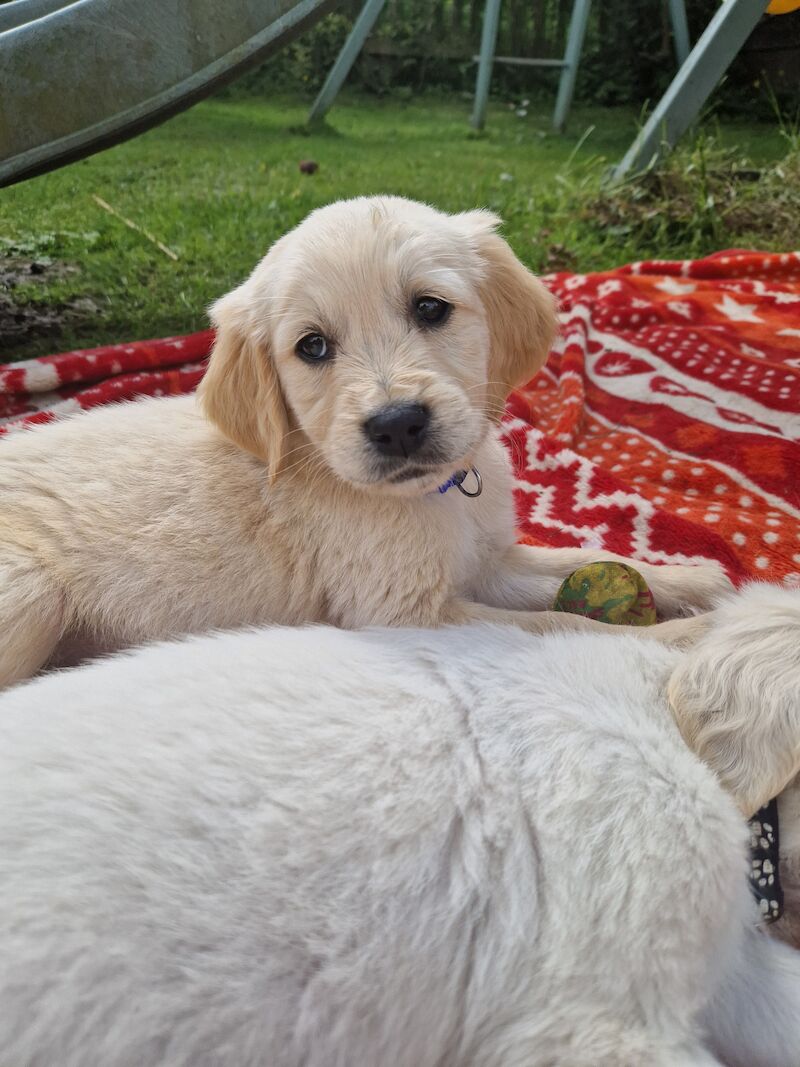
(198, 285, 289, 482)
(667, 583, 800, 817)
(455, 210, 558, 423)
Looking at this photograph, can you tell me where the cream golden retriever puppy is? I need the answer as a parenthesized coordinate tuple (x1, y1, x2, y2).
(0, 196, 730, 689)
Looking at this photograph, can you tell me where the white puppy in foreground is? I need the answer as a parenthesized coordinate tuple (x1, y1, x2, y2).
(1, 584, 800, 1067)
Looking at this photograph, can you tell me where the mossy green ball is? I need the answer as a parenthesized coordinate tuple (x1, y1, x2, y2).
(553, 561, 657, 626)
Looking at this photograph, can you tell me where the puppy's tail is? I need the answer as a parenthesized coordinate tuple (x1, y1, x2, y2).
(702, 925, 800, 1067)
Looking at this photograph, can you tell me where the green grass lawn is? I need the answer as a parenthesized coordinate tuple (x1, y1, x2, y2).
(1, 92, 795, 361)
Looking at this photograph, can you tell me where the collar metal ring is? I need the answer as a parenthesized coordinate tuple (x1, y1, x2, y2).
(455, 466, 482, 498)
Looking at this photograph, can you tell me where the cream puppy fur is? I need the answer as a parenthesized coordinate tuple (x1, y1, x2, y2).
(1, 584, 800, 1067)
(669, 582, 800, 818)
(0, 196, 730, 689)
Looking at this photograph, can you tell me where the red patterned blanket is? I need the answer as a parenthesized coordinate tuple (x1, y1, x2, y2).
(2, 250, 799, 587)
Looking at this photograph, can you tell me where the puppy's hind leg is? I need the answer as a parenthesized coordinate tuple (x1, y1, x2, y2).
(703, 925, 800, 1067)
(0, 554, 64, 689)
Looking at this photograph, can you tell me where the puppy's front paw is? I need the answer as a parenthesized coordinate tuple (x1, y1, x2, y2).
(648, 560, 734, 618)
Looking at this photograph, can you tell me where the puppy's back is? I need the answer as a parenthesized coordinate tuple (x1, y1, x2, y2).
(0, 625, 748, 1067)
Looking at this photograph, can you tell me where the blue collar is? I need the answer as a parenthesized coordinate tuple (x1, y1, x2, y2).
(435, 466, 482, 498)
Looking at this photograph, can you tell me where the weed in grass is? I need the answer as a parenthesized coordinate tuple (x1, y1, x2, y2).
(580, 133, 800, 261)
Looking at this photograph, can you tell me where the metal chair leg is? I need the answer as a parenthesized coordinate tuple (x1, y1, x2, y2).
(553, 0, 592, 132)
(308, 0, 387, 123)
(667, 0, 691, 65)
(470, 0, 503, 130)
(611, 0, 769, 181)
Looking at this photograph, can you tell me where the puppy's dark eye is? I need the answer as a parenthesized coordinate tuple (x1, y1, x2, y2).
(414, 296, 451, 327)
(295, 333, 331, 363)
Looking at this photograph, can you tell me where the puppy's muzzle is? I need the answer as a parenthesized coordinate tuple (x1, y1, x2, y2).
(363, 403, 430, 459)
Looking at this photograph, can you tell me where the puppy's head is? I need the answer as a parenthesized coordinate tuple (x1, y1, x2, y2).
(199, 196, 556, 491)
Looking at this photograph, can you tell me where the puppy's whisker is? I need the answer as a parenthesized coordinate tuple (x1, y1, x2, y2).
(275, 451, 319, 477)
(278, 441, 317, 464)
(281, 449, 326, 479)
(463, 381, 510, 393)
(281, 439, 329, 481)
(280, 456, 316, 478)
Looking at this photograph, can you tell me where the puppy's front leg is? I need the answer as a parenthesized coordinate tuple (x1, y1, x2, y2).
(443, 598, 710, 650)
(0, 551, 65, 690)
(477, 543, 733, 619)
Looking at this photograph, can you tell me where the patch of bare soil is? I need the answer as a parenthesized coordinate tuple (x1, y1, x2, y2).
(0, 257, 98, 351)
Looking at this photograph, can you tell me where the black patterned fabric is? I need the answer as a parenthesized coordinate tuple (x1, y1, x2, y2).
(749, 798, 783, 924)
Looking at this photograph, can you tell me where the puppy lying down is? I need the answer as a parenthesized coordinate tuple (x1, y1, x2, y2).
(1, 583, 799, 1067)
(0, 196, 731, 691)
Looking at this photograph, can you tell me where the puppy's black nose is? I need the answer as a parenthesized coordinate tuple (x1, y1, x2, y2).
(363, 403, 430, 458)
